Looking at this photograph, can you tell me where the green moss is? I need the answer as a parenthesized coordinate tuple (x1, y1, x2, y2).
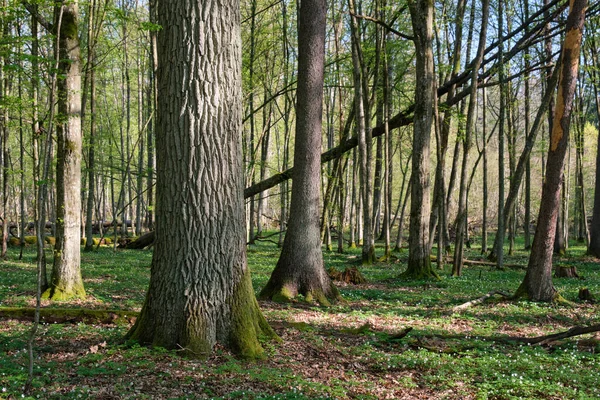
(42, 282, 86, 301)
(24, 236, 37, 245)
(269, 286, 294, 303)
(0, 307, 137, 324)
(45, 236, 56, 245)
(228, 269, 280, 359)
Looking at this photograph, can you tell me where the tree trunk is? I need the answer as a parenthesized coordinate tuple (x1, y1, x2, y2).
(44, 1, 86, 301)
(349, 0, 375, 264)
(126, 0, 276, 357)
(259, 0, 339, 306)
(405, 0, 437, 279)
(516, 0, 586, 301)
(588, 37, 600, 257)
(452, 0, 490, 276)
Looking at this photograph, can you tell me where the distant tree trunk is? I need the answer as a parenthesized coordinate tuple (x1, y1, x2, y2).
(278, 0, 291, 248)
(487, 54, 560, 261)
(405, 0, 437, 279)
(523, 0, 532, 250)
(135, 49, 145, 237)
(588, 37, 600, 257)
(259, 0, 340, 305)
(0, 10, 8, 259)
(84, 0, 101, 251)
(481, 82, 489, 254)
(44, 1, 86, 300)
(495, 0, 506, 269)
(18, 24, 26, 260)
(349, 0, 375, 264)
(126, 0, 276, 357)
(146, 0, 157, 232)
(429, 0, 466, 254)
(348, 148, 357, 248)
(452, 0, 489, 276)
(516, 0, 586, 301)
(247, 0, 258, 245)
(30, 11, 48, 288)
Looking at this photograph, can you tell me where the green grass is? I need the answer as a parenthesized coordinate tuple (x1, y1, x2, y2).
(1, 236, 599, 399)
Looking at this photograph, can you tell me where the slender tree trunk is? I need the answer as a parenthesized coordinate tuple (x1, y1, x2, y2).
(452, 0, 489, 276)
(495, 0, 506, 269)
(349, 0, 374, 264)
(523, 0, 532, 250)
(481, 82, 489, 254)
(587, 38, 600, 256)
(516, 0, 586, 301)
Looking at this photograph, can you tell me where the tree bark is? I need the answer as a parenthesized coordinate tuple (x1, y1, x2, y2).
(126, 0, 276, 358)
(259, 0, 340, 305)
(516, 0, 587, 302)
(44, 1, 86, 300)
(405, 0, 437, 279)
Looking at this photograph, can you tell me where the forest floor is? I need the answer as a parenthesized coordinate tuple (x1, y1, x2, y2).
(1, 235, 600, 399)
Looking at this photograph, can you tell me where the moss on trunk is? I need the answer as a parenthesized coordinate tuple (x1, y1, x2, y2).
(42, 282, 86, 301)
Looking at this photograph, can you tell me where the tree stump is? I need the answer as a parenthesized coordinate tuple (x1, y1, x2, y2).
(579, 288, 595, 303)
(341, 267, 367, 284)
(554, 266, 579, 278)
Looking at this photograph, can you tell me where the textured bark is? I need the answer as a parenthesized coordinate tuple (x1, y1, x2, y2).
(259, 0, 339, 306)
(44, 1, 85, 301)
(126, 0, 276, 358)
(516, 0, 587, 302)
(405, 0, 437, 279)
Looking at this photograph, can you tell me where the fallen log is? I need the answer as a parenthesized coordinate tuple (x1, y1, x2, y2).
(0, 307, 138, 324)
(453, 290, 512, 311)
(118, 231, 155, 249)
(432, 257, 526, 270)
(506, 324, 600, 346)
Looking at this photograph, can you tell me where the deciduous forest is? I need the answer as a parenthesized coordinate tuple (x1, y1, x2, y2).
(2, 0, 600, 398)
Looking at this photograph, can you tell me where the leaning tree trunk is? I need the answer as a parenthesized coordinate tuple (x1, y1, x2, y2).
(126, 0, 276, 358)
(44, 1, 86, 300)
(516, 0, 586, 302)
(405, 0, 437, 279)
(259, 0, 339, 305)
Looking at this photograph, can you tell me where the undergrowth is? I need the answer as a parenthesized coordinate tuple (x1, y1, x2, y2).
(1, 235, 599, 399)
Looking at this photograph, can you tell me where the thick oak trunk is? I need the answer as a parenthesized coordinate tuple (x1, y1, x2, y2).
(126, 0, 276, 358)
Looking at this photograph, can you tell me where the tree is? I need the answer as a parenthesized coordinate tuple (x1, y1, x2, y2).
(259, 0, 340, 305)
(43, 0, 86, 300)
(587, 32, 600, 257)
(516, 0, 587, 302)
(126, 0, 276, 357)
(404, 0, 437, 279)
